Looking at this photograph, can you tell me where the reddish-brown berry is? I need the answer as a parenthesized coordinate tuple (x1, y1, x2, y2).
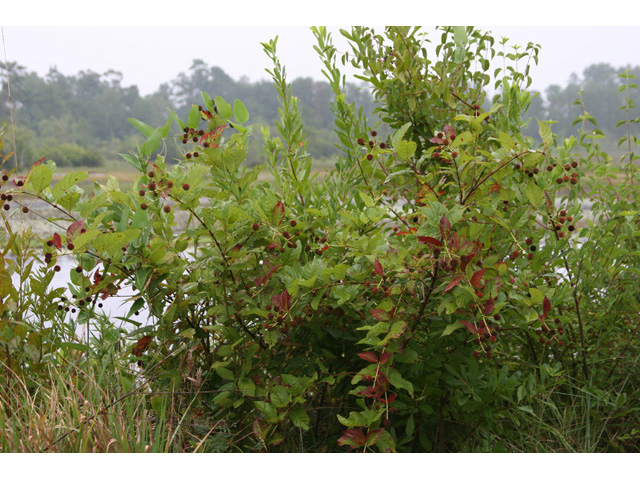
(22, 206, 29, 213)
(182, 183, 190, 191)
(252, 223, 259, 231)
(163, 205, 171, 213)
(140, 203, 148, 210)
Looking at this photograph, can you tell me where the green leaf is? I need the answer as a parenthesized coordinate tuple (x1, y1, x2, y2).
(187, 104, 201, 129)
(387, 367, 414, 396)
(28, 164, 53, 193)
(529, 287, 544, 305)
(51, 171, 88, 201)
(233, 99, 250, 124)
(453, 26, 468, 46)
(391, 122, 412, 148)
(359, 190, 374, 207)
(128, 118, 155, 137)
(270, 385, 291, 408)
(441, 321, 463, 337)
(289, 405, 310, 430)
(141, 127, 162, 156)
(537, 119, 553, 149)
(60, 342, 90, 352)
(525, 180, 543, 208)
(215, 96, 233, 119)
(396, 140, 417, 160)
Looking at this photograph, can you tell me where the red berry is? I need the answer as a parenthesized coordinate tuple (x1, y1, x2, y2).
(22, 206, 29, 213)
(163, 205, 171, 213)
(290, 219, 297, 227)
(182, 183, 190, 191)
(140, 203, 148, 210)
(148, 171, 155, 178)
(3, 204, 9, 211)
(167, 180, 174, 188)
(75, 266, 83, 273)
(370, 130, 377, 137)
(54, 265, 61, 272)
(252, 223, 259, 231)
(366, 154, 373, 160)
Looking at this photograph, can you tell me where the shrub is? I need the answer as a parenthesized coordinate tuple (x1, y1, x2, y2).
(1, 26, 639, 452)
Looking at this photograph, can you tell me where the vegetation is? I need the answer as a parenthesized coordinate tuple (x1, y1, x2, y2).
(1, 26, 639, 453)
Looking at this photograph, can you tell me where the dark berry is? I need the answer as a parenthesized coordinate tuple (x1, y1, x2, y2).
(290, 219, 297, 227)
(163, 205, 171, 213)
(3, 204, 9, 211)
(357, 138, 365, 146)
(67, 243, 74, 250)
(140, 203, 148, 210)
(370, 131, 377, 137)
(366, 154, 373, 160)
(182, 183, 190, 191)
(22, 206, 28, 213)
(54, 265, 61, 272)
(75, 266, 82, 273)
(252, 223, 259, 231)
(139, 189, 146, 196)
(1, 175, 7, 182)
(167, 180, 174, 188)
(148, 171, 155, 178)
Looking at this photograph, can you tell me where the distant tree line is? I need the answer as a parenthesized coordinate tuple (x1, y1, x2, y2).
(522, 63, 640, 147)
(1, 59, 638, 170)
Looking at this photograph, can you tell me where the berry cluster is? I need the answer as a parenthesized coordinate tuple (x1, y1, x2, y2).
(536, 317, 565, 347)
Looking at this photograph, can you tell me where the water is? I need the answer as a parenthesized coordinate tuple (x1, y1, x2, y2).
(10, 256, 151, 341)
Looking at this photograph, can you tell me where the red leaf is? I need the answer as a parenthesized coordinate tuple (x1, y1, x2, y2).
(370, 309, 390, 321)
(254, 264, 280, 287)
(543, 296, 551, 317)
(417, 236, 443, 248)
(444, 124, 455, 138)
(379, 352, 391, 365)
(66, 220, 85, 241)
(490, 183, 501, 193)
(374, 257, 383, 277)
(272, 200, 285, 226)
(357, 351, 379, 363)
(338, 429, 366, 447)
(461, 320, 478, 335)
(33, 157, 45, 167)
(378, 392, 397, 404)
(443, 275, 464, 293)
(131, 335, 153, 357)
(52, 233, 62, 250)
(439, 214, 451, 238)
(483, 297, 495, 315)
(365, 428, 385, 446)
(470, 268, 486, 288)
(460, 254, 475, 272)
(429, 136, 444, 145)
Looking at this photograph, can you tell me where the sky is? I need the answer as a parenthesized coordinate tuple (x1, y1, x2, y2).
(1, 1, 640, 98)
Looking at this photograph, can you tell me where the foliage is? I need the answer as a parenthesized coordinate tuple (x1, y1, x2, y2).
(1, 26, 639, 452)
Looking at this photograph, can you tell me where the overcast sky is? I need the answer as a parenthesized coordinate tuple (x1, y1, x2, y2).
(2, 1, 639, 97)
